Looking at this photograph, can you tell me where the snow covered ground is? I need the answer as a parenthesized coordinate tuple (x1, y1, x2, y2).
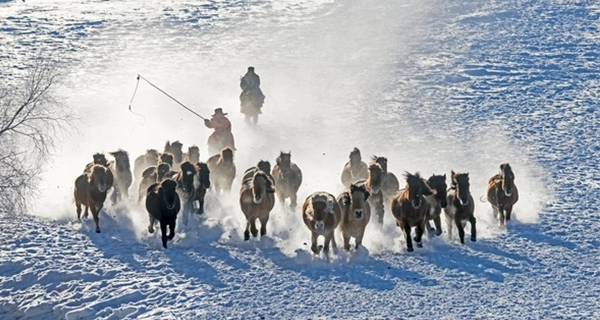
(1, 0, 599, 318)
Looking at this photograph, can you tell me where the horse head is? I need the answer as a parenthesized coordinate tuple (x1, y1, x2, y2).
(372, 155, 388, 173)
(427, 174, 448, 208)
(220, 147, 234, 164)
(451, 170, 471, 206)
(92, 153, 109, 167)
(187, 145, 200, 163)
(145, 149, 160, 164)
(349, 183, 370, 219)
(309, 193, 335, 231)
(257, 160, 271, 174)
(157, 163, 171, 181)
(160, 152, 174, 166)
(276, 151, 292, 169)
(349, 147, 362, 166)
(500, 163, 515, 197)
(195, 162, 211, 189)
(89, 165, 109, 193)
(251, 171, 272, 204)
(159, 179, 179, 210)
(367, 163, 383, 195)
(110, 149, 131, 171)
(178, 161, 197, 193)
(404, 171, 433, 209)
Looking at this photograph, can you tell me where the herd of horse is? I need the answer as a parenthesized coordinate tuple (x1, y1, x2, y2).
(73, 141, 519, 251)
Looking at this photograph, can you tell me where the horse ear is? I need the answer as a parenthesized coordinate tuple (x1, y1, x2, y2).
(364, 190, 370, 202)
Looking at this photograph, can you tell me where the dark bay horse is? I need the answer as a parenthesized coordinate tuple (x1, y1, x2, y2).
(108, 149, 132, 205)
(444, 171, 476, 244)
(173, 161, 197, 224)
(272, 152, 303, 209)
(424, 174, 448, 236)
(164, 140, 184, 170)
(192, 162, 211, 215)
(133, 149, 160, 181)
(391, 172, 434, 252)
(372, 155, 400, 203)
(146, 179, 181, 248)
(487, 163, 519, 227)
(74, 164, 110, 233)
(302, 191, 342, 254)
(207, 147, 236, 194)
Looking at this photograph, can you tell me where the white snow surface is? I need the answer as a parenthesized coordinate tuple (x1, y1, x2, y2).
(1, 0, 600, 319)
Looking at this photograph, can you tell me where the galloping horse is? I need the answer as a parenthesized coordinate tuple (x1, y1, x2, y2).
(133, 149, 160, 181)
(173, 161, 197, 222)
(354, 163, 384, 224)
(146, 179, 181, 249)
(185, 145, 200, 164)
(391, 172, 434, 252)
(372, 156, 400, 203)
(164, 140, 184, 170)
(193, 162, 211, 215)
(444, 171, 476, 244)
(424, 174, 448, 236)
(487, 163, 519, 227)
(207, 147, 236, 194)
(337, 183, 371, 251)
(302, 191, 342, 254)
(108, 149, 132, 205)
(341, 147, 369, 188)
(239, 170, 276, 240)
(272, 152, 303, 209)
(74, 164, 110, 233)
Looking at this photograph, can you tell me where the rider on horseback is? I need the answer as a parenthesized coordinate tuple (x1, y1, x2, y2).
(240, 66, 265, 116)
(204, 108, 235, 155)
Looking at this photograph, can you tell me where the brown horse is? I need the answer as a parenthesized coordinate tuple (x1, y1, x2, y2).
(207, 147, 236, 194)
(424, 174, 448, 236)
(391, 172, 434, 252)
(337, 183, 371, 251)
(444, 171, 476, 244)
(243, 160, 275, 193)
(74, 164, 110, 233)
(487, 163, 519, 227)
(133, 149, 160, 181)
(84, 153, 114, 191)
(341, 147, 369, 188)
(239, 170, 275, 240)
(146, 179, 181, 249)
(272, 152, 303, 209)
(164, 140, 184, 170)
(354, 163, 384, 224)
(372, 155, 400, 203)
(108, 149, 132, 204)
(302, 191, 342, 254)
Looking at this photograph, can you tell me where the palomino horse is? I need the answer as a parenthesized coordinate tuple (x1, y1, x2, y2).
(173, 161, 197, 223)
(133, 149, 160, 181)
(164, 140, 184, 170)
(341, 147, 369, 188)
(487, 163, 519, 227)
(239, 170, 275, 240)
(108, 149, 133, 205)
(372, 155, 400, 203)
(424, 174, 448, 236)
(302, 191, 342, 254)
(146, 179, 181, 249)
(354, 163, 384, 224)
(444, 171, 476, 244)
(391, 172, 434, 252)
(207, 147, 236, 194)
(337, 183, 371, 251)
(272, 152, 303, 209)
(74, 164, 110, 233)
(192, 162, 211, 215)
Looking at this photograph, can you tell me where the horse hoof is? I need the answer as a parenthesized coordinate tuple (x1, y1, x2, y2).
(435, 230, 442, 236)
(471, 237, 477, 242)
(148, 226, 155, 234)
(407, 247, 414, 252)
(96, 229, 101, 233)
(416, 242, 423, 248)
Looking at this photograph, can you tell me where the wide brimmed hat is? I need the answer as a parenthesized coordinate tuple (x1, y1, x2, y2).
(212, 108, 228, 116)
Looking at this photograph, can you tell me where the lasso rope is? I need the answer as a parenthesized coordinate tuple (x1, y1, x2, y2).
(128, 74, 207, 120)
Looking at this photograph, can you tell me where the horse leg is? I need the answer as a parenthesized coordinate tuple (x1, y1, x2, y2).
(148, 215, 156, 233)
(433, 215, 443, 236)
(498, 205, 505, 227)
(91, 204, 101, 233)
(159, 221, 168, 248)
(445, 214, 454, 240)
(290, 193, 298, 209)
(323, 231, 334, 252)
(402, 220, 414, 252)
(259, 214, 269, 237)
(455, 217, 465, 244)
(244, 221, 251, 241)
(492, 205, 499, 219)
(469, 215, 477, 242)
(250, 218, 259, 238)
(414, 221, 425, 248)
(343, 232, 351, 251)
(355, 231, 365, 250)
(167, 218, 176, 240)
(75, 199, 82, 220)
(505, 205, 513, 221)
(310, 232, 320, 254)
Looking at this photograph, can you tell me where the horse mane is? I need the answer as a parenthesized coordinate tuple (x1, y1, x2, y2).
(160, 153, 174, 165)
(92, 153, 109, 166)
(253, 170, 274, 193)
(257, 160, 271, 173)
(310, 192, 335, 214)
(349, 147, 362, 163)
(218, 147, 234, 165)
(111, 149, 131, 170)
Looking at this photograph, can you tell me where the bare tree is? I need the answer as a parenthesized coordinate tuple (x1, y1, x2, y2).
(0, 59, 73, 214)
